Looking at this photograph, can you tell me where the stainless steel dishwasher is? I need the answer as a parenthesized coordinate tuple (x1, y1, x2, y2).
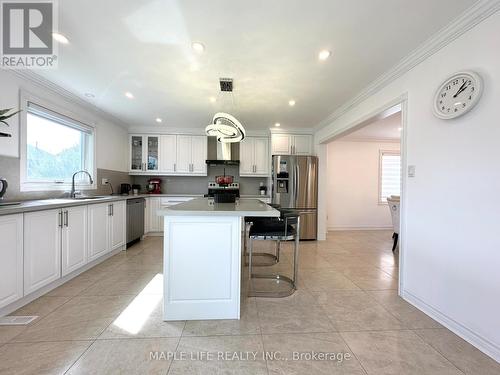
(126, 198, 145, 247)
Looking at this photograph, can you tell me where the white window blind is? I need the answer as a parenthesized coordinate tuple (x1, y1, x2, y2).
(379, 151, 401, 203)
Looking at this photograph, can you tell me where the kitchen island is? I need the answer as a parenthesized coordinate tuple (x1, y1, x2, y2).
(158, 198, 280, 321)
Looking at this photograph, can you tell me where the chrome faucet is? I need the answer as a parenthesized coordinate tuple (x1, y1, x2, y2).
(70, 170, 93, 198)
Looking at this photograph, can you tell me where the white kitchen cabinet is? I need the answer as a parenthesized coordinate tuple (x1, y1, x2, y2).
(24, 209, 61, 294)
(129, 135, 160, 173)
(109, 201, 126, 251)
(240, 137, 269, 177)
(88, 203, 110, 261)
(145, 197, 162, 233)
(271, 134, 312, 155)
(176, 135, 207, 175)
(0, 214, 23, 309)
(159, 135, 177, 173)
(61, 206, 88, 277)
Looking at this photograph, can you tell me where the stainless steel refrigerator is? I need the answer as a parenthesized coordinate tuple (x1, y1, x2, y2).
(272, 155, 318, 240)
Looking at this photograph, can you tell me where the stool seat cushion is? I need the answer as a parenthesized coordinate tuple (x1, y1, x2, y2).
(249, 220, 296, 237)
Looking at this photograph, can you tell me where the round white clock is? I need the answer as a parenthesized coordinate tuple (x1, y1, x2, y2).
(433, 71, 483, 119)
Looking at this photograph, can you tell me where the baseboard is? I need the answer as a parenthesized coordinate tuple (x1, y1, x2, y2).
(328, 226, 392, 231)
(144, 232, 163, 237)
(402, 289, 500, 363)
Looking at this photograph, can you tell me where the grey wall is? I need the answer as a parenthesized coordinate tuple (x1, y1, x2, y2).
(132, 164, 269, 196)
(0, 155, 130, 201)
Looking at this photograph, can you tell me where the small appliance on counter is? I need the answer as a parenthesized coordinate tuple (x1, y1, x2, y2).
(120, 183, 132, 195)
(259, 182, 267, 196)
(147, 178, 162, 194)
(132, 184, 141, 195)
(205, 182, 239, 204)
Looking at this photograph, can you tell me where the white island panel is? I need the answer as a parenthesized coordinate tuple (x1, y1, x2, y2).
(164, 216, 242, 320)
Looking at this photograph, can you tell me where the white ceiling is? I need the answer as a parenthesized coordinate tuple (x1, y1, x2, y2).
(340, 111, 402, 142)
(37, 0, 477, 130)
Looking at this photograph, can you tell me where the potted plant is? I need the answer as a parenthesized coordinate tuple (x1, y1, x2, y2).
(0, 108, 21, 137)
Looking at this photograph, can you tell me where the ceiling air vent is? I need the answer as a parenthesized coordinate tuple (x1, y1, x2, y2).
(219, 78, 233, 92)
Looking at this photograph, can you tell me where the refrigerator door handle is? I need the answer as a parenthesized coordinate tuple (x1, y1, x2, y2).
(294, 163, 299, 207)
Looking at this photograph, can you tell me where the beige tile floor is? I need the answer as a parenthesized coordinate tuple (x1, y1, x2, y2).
(0, 231, 498, 374)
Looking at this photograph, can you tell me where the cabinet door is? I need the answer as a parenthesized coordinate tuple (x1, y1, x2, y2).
(146, 136, 159, 172)
(159, 135, 177, 173)
(292, 135, 312, 155)
(272, 134, 291, 155)
(0, 214, 23, 309)
(88, 203, 110, 261)
(62, 206, 88, 277)
(239, 138, 255, 176)
(130, 135, 144, 172)
(176, 135, 192, 173)
(144, 198, 150, 233)
(110, 201, 126, 251)
(254, 137, 269, 175)
(191, 136, 207, 174)
(148, 197, 161, 232)
(24, 209, 61, 295)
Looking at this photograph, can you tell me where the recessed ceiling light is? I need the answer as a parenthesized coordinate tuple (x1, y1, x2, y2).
(398, 127, 402, 131)
(52, 32, 69, 44)
(209, 97, 216, 103)
(84, 93, 95, 98)
(318, 49, 331, 61)
(192, 42, 205, 53)
(156, 118, 162, 123)
(125, 92, 134, 99)
(288, 99, 296, 107)
(275, 123, 281, 127)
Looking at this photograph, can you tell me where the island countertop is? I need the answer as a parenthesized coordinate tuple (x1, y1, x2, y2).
(158, 197, 280, 217)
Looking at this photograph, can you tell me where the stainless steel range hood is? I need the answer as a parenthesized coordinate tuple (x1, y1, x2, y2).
(206, 136, 240, 165)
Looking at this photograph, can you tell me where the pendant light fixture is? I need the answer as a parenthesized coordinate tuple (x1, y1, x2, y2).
(205, 112, 246, 143)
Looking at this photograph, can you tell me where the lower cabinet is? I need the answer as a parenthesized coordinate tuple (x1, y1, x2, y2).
(88, 203, 110, 261)
(24, 209, 62, 295)
(145, 197, 163, 232)
(0, 214, 23, 309)
(62, 206, 88, 276)
(88, 201, 126, 261)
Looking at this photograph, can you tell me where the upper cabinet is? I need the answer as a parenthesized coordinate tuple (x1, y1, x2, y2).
(129, 135, 160, 173)
(130, 134, 207, 176)
(240, 137, 270, 177)
(271, 134, 313, 155)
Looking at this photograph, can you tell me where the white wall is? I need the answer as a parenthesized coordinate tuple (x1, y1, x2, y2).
(0, 70, 129, 172)
(327, 141, 400, 230)
(315, 10, 500, 361)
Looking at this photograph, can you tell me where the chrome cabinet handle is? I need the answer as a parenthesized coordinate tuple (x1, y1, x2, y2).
(109, 204, 112, 216)
(58, 211, 63, 228)
(64, 210, 68, 227)
(111, 204, 114, 216)
(174, 163, 176, 172)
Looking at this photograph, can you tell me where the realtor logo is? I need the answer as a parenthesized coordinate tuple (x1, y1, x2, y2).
(1, 0, 58, 68)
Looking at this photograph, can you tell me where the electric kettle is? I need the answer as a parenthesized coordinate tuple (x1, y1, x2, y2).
(0, 178, 7, 200)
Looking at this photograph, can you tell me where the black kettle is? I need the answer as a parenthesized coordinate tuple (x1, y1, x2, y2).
(0, 178, 7, 200)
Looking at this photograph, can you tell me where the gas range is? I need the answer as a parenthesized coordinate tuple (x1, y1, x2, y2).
(205, 182, 240, 198)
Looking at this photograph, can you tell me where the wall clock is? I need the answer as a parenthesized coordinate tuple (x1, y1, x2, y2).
(433, 71, 483, 119)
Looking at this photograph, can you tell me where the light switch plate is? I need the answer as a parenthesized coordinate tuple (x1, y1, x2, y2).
(101, 178, 109, 185)
(408, 165, 416, 178)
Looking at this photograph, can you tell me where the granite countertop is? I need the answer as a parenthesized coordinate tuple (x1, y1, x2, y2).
(0, 193, 205, 216)
(158, 198, 280, 217)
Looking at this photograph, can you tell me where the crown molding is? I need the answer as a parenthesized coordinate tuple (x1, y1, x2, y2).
(314, 0, 500, 131)
(269, 128, 314, 135)
(337, 137, 401, 144)
(7, 69, 131, 129)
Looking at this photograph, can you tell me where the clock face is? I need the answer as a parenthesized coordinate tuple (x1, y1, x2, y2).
(433, 71, 483, 119)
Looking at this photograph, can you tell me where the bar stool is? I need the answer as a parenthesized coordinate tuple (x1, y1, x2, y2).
(247, 212, 300, 297)
(243, 204, 282, 266)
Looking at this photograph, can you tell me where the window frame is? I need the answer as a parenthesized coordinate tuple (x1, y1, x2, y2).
(20, 91, 97, 192)
(378, 149, 401, 205)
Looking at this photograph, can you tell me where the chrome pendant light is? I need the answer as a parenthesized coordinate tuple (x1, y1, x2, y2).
(205, 112, 246, 143)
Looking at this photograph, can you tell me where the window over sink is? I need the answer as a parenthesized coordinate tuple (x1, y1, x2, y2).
(20, 93, 96, 192)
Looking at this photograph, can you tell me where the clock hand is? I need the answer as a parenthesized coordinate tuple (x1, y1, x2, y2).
(453, 81, 470, 98)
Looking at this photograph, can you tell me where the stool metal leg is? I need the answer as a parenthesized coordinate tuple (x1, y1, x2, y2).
(248, 236, 253, 280)
(292, 217, 300, 285)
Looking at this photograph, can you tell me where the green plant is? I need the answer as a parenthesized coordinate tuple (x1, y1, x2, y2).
(0, 108, 20, 137)
(0, 108, 20, 126)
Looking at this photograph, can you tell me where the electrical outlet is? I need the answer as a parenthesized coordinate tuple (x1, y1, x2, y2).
(101, 178, 109, 185)
(408, 165, 416, 178)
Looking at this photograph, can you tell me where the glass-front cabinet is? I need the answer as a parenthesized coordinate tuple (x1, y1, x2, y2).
(129, 135, 159, 172)
(130, 135, 144, 172)
(146, 136, 159, 172)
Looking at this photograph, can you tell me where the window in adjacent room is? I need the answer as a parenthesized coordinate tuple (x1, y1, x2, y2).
(21, 99, 95, 191)
(379, 150, 401, 203)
